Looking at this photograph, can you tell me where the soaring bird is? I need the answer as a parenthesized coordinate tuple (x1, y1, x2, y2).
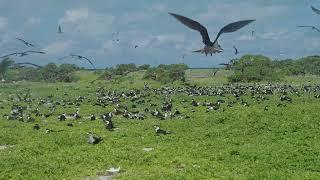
(233, 46, 239, 55)
(12, 62, 42, 68)
(16, 38, 35, 47)
(58, 25, 62, 34)
(169, 13, 255, 56)
(297, 26, 320, 32)
(311, 5, 320, 15)
(0, 51, 45, 59)
(70, 54, 96, 69)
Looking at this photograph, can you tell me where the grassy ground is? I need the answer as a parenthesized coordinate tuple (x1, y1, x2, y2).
(1, 70, 320, 179)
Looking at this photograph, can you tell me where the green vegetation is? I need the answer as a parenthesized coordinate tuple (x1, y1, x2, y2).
(1, 56, 320, 179)
(143, 63, 188, 83)
(1, 70, 320, 179)
(229, 55, 282, 82)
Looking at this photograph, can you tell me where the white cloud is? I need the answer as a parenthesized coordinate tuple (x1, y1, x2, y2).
(59, 8, 114, 36)
(26, 17, 41, 26)
(198, 2, 289, 22)
(43, 41, 73, 55)
(148, 3, 167, 12)
(0, 16, 8, 31)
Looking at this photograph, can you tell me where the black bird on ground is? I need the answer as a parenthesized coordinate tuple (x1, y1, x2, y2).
(16, 38, 36, 47)
(297, 26, 320, 32)
(33, 124, 40, 130)
(87, 132, 102, 144)
(154, 125, 171, 135)
(169, 12, 255, 56)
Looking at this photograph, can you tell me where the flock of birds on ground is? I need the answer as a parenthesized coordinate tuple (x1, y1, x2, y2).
(1, 5, 320, 69)
(2, 82, 320, 144)
(2, 5, 320, 144)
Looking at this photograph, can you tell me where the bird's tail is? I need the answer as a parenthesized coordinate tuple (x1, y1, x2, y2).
(192, 49, 202, 53)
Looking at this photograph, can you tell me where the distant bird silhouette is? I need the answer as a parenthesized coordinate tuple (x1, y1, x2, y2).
(134, 45, 139, 48)
(297, 26, 320, 32)
(169, 12, 255, 56)
(233, 46, 239, 55)
(58, 25, 62, 34)
(59, 54, 96, 69)
(12, 62, 42, 68)
(0, 51, 45, 59)
(311, 5, 320, 15)
(16, 38, 35, 47)
(70, 54, 96, 69)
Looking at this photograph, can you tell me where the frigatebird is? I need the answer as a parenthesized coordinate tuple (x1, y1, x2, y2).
(233, 46, 239, 55)
(297, 26, 320, 32)
(70, 54, 96, 69)
(311, 5, 320, 15)
(12, 62, 42, 68)
(59, 54, 96, 69)
(16, 38, 36, 47)
(169, 13, 255, 56)
(58, 25, 62, 34)
(0, 51, 45, 59)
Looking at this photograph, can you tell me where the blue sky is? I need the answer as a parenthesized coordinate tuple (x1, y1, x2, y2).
(0, 0, 320, 68)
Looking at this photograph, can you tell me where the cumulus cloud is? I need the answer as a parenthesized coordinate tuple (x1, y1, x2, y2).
(43, 41, 73, 55)
(59, 8, 114, 36)
(198, 2, 289, 22)
(25, 17, 41, 26)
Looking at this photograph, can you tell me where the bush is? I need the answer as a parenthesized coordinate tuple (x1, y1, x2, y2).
(143, 64, 188, 84)
(229, 55, 282, 82)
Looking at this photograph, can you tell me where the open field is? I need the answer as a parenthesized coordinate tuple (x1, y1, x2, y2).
(1, 70, 320, 179)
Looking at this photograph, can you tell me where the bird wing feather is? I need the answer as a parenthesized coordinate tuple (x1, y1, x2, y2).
(213, 20, 255, 43)
(311, 6, 320, 15)
(169, 13, 212, 46)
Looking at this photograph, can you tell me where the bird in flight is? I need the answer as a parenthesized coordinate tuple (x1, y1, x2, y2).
(169, 13, 255, 56)
(0, 51, 45, 59)
(58, 25, 62, 34)
(16, 38, 36, 47)
(311, 5, 320, 15)
(297, 26, 320, 32)
(12, 62, 42, 68)
(59, 54, 96, 69)
(233, 46, 239, 55)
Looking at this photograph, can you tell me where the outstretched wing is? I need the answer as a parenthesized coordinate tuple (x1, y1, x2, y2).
(24, 51, 46, 54)
(169, 13, 212, 46)
(311, 6, 320, 15)
(213, 20, 255, 43)
(82, 56, 96, 69)
(14, 62, 42, 68)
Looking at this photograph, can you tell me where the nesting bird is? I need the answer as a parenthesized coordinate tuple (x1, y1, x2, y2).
(169, 13, 255, 56)
(154, 125, 171, 135)
(87, 132, 102, 144)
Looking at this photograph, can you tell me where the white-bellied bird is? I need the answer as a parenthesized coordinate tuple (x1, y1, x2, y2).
(169, 13, 255, 56)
